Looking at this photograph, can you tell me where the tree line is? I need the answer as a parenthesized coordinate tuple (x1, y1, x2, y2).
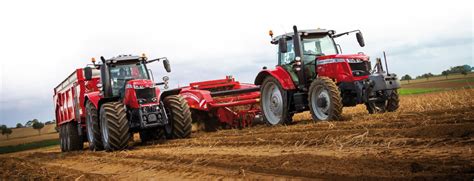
(401, 65, 472, 82)
(1, 119, 55, 140)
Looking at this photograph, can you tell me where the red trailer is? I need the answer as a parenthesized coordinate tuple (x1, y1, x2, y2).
(178, 76, 261, 131)
(54, 68, 100, 151)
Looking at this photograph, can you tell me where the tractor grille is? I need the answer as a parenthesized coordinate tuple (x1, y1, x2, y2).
(348, 60, 371, 76)
(135, 88, 157, 104)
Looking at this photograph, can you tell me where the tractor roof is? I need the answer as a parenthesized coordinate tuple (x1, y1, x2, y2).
(272, 28, 335, 43)
(106, 55, 145, 64)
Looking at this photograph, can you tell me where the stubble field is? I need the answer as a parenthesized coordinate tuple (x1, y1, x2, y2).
(1, 89, 473, 180)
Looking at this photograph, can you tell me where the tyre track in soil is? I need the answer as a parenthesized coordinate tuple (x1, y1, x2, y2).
(1, 97, 474, 179)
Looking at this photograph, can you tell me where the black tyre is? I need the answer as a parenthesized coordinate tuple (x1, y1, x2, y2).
(86, 101, 103, 151)
(65, 121, 83, 151)
(366, 90, 399, 114)
(100, 102, 130, 151)
(260, 76, 292, 125)
(59, 124, 66, 152)
(164, 95, 192, 139)
(386, 90, 400, 112)
(308, 77, 343, 121)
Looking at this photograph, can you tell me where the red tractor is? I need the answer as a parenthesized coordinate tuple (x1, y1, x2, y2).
(255, 26, 400, 125)
(54, 54, 192, 152)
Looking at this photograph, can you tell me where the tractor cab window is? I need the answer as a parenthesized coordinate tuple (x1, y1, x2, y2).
(109, 62, 149, 96)
(302, 35, 338, 62)
(279, 41, 295, 65)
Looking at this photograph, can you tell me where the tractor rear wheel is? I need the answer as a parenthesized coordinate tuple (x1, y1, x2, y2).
(86, 101, 103, 151)
(308, 77, 343, 121)
(100, 102, 130, 151)
(260, 76, 292, 125)
(164, 95, 192, 139)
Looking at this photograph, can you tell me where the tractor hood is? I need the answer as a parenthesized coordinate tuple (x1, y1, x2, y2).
(317, 54, 369, 62)
(126, 79, 155, 89)
(124, 79, 161, 109)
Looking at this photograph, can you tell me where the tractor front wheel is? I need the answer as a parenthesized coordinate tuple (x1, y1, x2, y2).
(308, 77, 343, 121)
(366, 90, 399, 114)
(100, 102, 130, 151)
(260, 76, 292, 125)
(164, 95, 192, 139)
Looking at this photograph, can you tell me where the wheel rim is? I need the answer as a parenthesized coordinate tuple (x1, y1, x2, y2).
(262, 81, 283, 125)
(100, 112, 109, 147)
(311, 87, 330, 120)
(86, 110, 95, 145)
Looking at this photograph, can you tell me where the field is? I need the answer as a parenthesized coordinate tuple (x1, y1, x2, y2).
(399, 72, 474, 95)
(0, 88, 473, 180)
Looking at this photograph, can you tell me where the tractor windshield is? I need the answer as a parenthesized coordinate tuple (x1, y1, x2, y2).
(301, 34, 337, 62)
(109, 62, 149, 96)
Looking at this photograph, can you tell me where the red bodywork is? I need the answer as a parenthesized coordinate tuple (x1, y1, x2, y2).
(255, 53, 370, 89)
(53, 68, 99, 129)
(123, 79, 161, 109)
(317, 54, 370, 82)
(179, 76, 260, 128)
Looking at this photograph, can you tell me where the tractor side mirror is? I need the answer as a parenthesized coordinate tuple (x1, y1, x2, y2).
(84, 67, 92, 80)
(163, 59, 171, 73)
(356, 32, 365, 47)
(279, 38, 288, 53)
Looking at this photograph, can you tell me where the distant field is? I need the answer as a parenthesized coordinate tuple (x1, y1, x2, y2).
(0, 124, 57, 141)
(0, 139, 59, 154)
(400, 72, 474, 85)
(399, 72, 473, 95)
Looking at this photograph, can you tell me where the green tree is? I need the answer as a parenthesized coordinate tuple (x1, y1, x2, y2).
(401, 74, 413, 83)
(441, 70, 449, 79)
(25, 119, 39, 127)
(0, 125, 6, 131)
(32, 121, 45, 135)
(2, 127, 12, 139)
(16, 123, 23, 128)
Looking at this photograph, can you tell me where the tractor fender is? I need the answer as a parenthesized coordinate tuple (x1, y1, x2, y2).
(84, 91, 101, 108)
(160, 88, 183, 101)
(254, 66, 296, 90)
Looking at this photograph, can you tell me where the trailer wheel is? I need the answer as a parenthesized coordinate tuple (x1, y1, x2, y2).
(164, 95, 192, 139)
(386, 90, 400, 112)
(260, 76, 292, 125)
(65, 121, 84, 151)
(308, 77, 343, 121)
(100, 102, 130, 151)
(59, 125, 66, 152)
(86, 101, 103, 151)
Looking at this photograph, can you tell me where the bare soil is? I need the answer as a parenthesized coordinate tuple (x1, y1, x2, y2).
(1, 89, 473, 180)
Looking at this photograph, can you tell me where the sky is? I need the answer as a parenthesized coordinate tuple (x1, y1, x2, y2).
(0, 0, 472, 127)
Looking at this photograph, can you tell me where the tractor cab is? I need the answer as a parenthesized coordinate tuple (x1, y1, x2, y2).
(271, 28, 368, 86)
